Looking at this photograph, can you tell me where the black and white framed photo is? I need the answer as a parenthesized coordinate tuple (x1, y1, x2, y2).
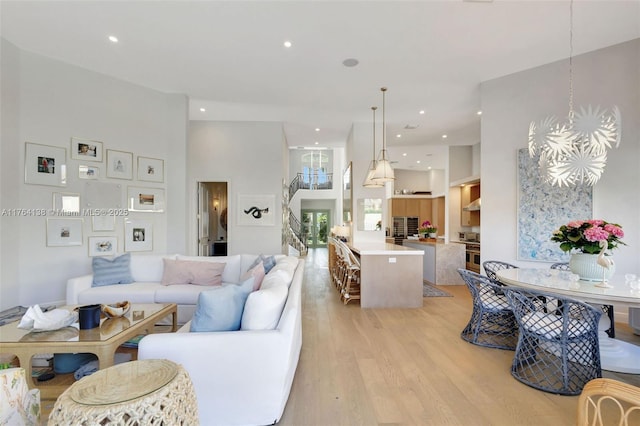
(137, 156, 164, 183)
(46, 218, 83, 247)
(71, 137, 103, 162)
(79, 165, 100, 180)
(237, 194, 275, 226)
(88, 236, 117, 256)
(124, 219, 153, 252)
(127, 186, 165, 212)
(52, 192, 80, 214)
(92, 215, 116, 232)
(24, 142, 67, 187)
(106, 149, 133, 180)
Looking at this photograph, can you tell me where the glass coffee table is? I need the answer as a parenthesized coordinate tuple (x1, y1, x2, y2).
(0, 303, 177, 399)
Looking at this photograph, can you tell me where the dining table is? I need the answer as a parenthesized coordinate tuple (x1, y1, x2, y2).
(496, 268, 640, 374)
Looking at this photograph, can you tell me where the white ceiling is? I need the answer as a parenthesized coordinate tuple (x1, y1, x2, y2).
(1, 0, 639, 171)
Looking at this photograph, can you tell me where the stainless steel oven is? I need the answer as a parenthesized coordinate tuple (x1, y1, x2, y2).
(464, 242, 481, 273)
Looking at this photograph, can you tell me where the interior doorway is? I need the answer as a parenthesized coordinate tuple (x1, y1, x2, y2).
(197, 181, 228, 256)
(302, 210, 329, 248)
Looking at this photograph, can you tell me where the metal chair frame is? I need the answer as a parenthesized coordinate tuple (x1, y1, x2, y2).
(504, 286, 602, 395)
(457, 268, 518, 350)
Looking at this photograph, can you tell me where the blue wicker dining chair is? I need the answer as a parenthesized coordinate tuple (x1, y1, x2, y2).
(457, 268, 518, 350)
(503, 286, 602, 395)
(483, 260, 518, 283)
(550, 262, 616, 338)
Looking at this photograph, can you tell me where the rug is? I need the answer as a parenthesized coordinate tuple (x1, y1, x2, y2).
(423, 282, 453, 297)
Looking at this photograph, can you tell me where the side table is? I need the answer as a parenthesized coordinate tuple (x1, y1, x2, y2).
(48, 359, 198, 425)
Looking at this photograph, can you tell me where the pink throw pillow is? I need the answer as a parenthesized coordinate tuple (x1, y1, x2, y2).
(161, 259, 226, 286)
(240, 261, 265, 291)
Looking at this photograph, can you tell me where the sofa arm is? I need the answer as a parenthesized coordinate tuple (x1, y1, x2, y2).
(66, 274, 93, 305)
(138, 330, 296, 425)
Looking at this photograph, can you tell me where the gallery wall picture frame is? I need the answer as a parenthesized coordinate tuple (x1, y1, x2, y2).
(106, 149, 133, 180)
(88, 236, 117, 257)
(124, 219, 153, 252)
(46, 218, 83, 247)
(24, 142, 67, 187)
(237, 194, 276, 226)
(71, 137, 103, 162)
(137, 156, 164, 183)
(52, 192, 80, 214)
(92, 215, 116, 232)
(79, 165, 100, 180)
(127, 186, 165, 212)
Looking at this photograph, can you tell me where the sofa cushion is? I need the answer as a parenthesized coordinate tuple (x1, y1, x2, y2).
(154, 284, 213, 305)
(177, 255, 243, 284)
(130, 254, 176, 282)
(248, 254, 276, 274)
(268, 259, 298, 285)
(259, 269, 290, 290)
(92, 253, 134, 287)
(241, 284, 288, 330)
(240, 261, 265, 291)
(161, 258, 226, 286)
(78, 282, 161, 304)
(190, 285, 251, 332)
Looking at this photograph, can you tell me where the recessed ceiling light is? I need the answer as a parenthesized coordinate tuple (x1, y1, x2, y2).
(416, 160, 421, 164)
(283, 40, 292, 48)
(108, 35, 118, 43)
(315, 141, 319, 145)
(402, 153, 407, 157)
(315, 128, 320, 132)
(199, 108, 206, 112)
(428, 166, 432, 170)
(442, 134, 448, 139)
(342, 58, 359, 67)
(396, 134, 401, 138)
(477, 110, 483, 115)
(419, 110, 425, 115)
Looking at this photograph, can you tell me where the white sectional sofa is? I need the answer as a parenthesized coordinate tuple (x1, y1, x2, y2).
(66, 253, 305, 426)
(67, 253, 287, 325)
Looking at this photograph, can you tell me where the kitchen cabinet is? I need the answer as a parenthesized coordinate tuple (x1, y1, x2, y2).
(461, 184, 480, 227)
(391, 197, 437, 229)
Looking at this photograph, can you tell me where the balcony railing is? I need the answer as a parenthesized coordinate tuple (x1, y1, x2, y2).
(289, 172, 333, 199)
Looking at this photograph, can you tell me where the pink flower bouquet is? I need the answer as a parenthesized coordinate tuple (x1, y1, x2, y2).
(551, 219, 625, 254)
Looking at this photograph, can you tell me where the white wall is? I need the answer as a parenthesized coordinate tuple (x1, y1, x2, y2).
(0, 41, 188, 309)
(481, 39, 640, 274)
(188, 121, 286, 256)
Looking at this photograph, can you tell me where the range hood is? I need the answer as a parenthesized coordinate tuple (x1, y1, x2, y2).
(463, 197, 481, 211)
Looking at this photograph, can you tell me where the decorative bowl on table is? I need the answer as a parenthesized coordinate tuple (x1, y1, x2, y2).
(101, 301, 131, 318)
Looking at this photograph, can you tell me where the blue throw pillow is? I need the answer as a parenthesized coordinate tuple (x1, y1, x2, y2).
(261, 254, 277, 274)
(92, 253, 134, 287)
(190, 284, 252, 332)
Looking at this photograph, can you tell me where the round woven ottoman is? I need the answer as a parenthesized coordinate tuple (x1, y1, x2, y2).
(48, 359, 198, 425)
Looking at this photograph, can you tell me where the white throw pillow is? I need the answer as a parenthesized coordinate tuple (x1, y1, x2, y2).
(241, 284, 288, 330)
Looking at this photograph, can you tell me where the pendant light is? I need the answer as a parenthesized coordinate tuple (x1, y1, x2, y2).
(363, 106, 384, 188)
(527, 0, 621, 187)
(371, 87, 395, 182)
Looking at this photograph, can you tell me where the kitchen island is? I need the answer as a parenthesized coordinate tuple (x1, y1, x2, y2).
(402, 240, 465, 285)
(349, 242, 424, 308)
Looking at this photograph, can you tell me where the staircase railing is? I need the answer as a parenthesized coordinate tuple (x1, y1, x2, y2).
(289, 172, 333, 200)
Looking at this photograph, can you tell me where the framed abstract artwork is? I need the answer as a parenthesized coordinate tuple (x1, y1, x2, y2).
(237, 194, 275, 226)
(517, 148, 592, 262)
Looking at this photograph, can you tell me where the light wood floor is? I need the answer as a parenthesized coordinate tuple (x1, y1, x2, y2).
(279, 248, 640, 426)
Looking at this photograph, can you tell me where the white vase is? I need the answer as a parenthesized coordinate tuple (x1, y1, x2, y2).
(569, 253, 616, 282)
(429, 233, 437, 238)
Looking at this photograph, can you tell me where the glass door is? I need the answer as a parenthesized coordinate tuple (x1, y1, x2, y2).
(302, 210, 329, 248)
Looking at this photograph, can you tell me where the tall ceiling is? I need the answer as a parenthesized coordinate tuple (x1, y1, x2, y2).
(1, 0, 639, 171)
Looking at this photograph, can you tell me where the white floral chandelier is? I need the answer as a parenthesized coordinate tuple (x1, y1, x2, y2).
(527, 0, 621, 187)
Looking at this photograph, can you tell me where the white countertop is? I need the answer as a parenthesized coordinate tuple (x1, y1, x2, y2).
(350, 242, 424, 256)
